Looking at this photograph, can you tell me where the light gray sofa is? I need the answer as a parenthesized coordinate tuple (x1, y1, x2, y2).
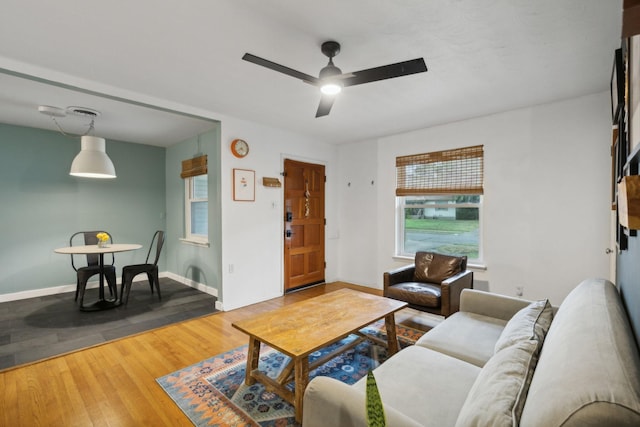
(303, 278, 640, 426)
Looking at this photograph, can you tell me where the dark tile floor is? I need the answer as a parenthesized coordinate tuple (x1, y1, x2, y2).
(0, 278, 217, 370)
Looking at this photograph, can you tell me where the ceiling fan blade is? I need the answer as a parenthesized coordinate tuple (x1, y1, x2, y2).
(315, 95, 335, 118)
(341, 58, 427, 87)
(242, 53, 320, 84)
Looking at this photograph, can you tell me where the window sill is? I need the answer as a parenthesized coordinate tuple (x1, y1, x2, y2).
(179, 238, 210, 248)
(392, 255, 487, 271)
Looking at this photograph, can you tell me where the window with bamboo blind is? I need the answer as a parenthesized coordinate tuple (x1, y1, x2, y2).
(395, 145, 484, 262)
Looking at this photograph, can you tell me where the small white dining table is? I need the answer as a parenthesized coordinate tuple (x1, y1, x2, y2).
(55, 243, 142, 311)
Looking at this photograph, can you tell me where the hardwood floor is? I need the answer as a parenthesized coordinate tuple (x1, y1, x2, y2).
(0, 282, 440, 426)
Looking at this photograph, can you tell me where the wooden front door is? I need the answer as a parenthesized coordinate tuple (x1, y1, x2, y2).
(283, 159, 325, 291)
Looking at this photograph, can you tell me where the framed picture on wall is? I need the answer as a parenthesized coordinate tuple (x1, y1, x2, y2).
(612, 126, 619, 209)
(616, 112, 628, 182)
(233, 168, 255, 201)
(611, 47, 624, 123)
(630, 36, 640, 153)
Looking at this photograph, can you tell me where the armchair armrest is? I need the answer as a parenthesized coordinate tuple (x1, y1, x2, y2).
(303, 376, 424, 427)
(460, 288, 532, 321)
(383, 264, 416, 292)
(439, 270, 474, 317)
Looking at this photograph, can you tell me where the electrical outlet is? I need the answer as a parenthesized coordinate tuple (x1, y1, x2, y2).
(516, 286, 524, 297)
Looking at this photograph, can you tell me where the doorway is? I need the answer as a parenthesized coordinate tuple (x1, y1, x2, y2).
(283, 159, 326, 291)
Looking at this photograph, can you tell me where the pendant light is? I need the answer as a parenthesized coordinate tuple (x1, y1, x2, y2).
(68, 108, 116, 179)
(39, 105, 117, 179)
(70, 135, 116, 178)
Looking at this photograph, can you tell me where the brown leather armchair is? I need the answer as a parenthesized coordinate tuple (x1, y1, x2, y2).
(383, 251, 473, 317)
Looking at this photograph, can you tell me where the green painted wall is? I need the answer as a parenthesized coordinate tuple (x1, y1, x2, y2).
(0, 123, 166, 294)
(165, 127, 222, 298)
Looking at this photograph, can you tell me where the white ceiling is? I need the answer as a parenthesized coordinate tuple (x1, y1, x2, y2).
(0, 0, 623, 147)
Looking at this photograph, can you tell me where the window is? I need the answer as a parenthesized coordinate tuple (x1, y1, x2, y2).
(185, 175, 208, 241)
(397, 195, 481, 259)
(396, 145, 483, 262)
(181, 155, 208, 244)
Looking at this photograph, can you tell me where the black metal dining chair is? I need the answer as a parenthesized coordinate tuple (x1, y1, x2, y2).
(70, 230, 117, 306)
(120, 230, 165, 306)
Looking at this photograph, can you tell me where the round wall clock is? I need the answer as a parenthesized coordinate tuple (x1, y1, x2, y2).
(231, 139, 249, 158)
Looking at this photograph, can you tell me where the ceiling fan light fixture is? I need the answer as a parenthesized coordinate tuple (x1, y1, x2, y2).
(70, 135, 117, 179)
(319, 60, 343, 95)
(320, 81, 342, 95)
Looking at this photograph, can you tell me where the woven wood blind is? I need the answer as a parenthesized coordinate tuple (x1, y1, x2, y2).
(396, 145, 484, 196)
(180, 155, 208, 178)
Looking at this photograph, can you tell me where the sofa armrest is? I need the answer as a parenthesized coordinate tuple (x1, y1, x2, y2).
(303, 376, 424, 427)
(440, 270, 474, 317)
(383, 264, 416, 291)
(460, 288, 532, 321)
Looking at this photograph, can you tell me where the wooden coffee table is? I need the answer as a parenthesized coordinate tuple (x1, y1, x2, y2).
(231, 288, 408, 422)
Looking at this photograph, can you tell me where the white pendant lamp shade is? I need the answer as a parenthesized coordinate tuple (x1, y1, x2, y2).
(70, 136, 116, 178)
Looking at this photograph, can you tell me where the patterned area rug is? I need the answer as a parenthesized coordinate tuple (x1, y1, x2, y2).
(157, 320, 425, 426)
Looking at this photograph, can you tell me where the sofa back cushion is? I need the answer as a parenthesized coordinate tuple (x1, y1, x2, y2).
(414, 252, 465, 283)
(494, 299, 553, 354)
(455, 339, 539, 427)
(520, 279, 640, 427)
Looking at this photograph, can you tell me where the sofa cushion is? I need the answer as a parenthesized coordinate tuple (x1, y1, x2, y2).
(520, 279, 640, 427)
(414, 252, 463, 283)
(455, 339, 539, 427)
(303, 377, 424, 427)
(386, 282, 440, 308)
(416, 311, 508, 367)
(353, 345, 481, 427)
(494, 298, 553, 354)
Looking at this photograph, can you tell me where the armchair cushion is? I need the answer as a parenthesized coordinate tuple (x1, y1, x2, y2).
(414, 252, 465, 283)
(385, 282, 441, 308)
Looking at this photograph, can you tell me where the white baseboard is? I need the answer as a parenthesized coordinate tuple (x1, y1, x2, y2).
(0, 272, 223, 311)
(0, 283, 79, 303)
(163, 272, 223, 311)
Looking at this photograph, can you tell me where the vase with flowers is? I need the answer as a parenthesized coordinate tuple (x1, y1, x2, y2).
(96, 232, 110, 248)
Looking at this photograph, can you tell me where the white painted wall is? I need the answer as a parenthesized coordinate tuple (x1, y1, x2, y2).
(337, 140, 380, 286)
(337, 92, 612, 305)
(218, 116, 339, 310)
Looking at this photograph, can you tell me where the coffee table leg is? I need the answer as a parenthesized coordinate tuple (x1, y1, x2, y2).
(294, 356, 309, 423)
(245, 337, 261, 385)
(385, 313, 400, 355)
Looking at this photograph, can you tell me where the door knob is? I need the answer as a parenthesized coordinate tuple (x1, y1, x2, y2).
(285, 230, 293, 238)
(605, 248, 614, 254)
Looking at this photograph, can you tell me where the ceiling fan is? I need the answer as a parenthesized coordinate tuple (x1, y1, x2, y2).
(242, 41, 427, 118)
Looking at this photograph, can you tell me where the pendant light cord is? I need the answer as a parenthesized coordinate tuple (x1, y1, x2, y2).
(50, 117, 96, 139)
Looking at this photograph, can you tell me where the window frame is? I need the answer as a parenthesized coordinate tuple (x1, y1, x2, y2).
(184, 174, 209, 244)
